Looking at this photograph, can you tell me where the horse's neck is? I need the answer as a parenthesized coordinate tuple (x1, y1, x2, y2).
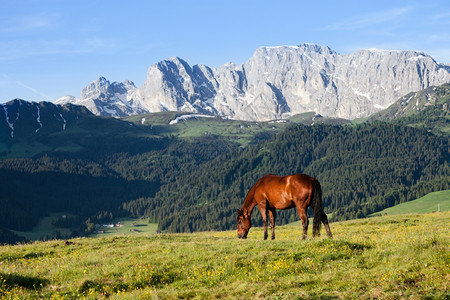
(242, 193, 257, 216)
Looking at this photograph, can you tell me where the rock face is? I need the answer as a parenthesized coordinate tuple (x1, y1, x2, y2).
(55, 77, 146, 117)
(55, 44, 450, 120)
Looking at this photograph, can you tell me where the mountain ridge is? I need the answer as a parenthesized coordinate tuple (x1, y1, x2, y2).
(1, 99, 92, 140)
(54, 43, 450, 121)
(3, 81, 448, 145)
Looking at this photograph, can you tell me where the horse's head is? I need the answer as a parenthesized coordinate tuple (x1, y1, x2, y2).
(237, 209, 252, 239)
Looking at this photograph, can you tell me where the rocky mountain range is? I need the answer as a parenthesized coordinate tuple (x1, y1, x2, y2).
(55, 43, 450, 121)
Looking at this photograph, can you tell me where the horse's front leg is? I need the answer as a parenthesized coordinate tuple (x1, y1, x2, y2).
(258, 204, 268, 240)
(268, 209, 276, 240)
(263, 216, 268, 240)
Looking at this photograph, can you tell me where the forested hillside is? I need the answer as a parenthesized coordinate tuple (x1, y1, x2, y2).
(125, 122, 448, 232)
(0, 91, 448, 243)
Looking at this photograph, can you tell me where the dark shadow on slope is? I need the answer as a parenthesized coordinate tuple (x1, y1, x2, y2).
(0, 272, 49, 290)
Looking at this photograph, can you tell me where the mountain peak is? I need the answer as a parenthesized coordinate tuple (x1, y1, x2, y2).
(54, 44, 450, 121)
(258, 43, 336, 55)
(298, 43, 336, 54)
(54, 77, 143, 117)
(97, 76, 109, 82)
(54, 95, 79, 105)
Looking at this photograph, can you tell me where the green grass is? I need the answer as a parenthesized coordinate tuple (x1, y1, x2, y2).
(371, 190, 450, 216)
(1, 212, 448, 299)
(288, 112, 317, 123)
(351, 116, 370, 124)
(125, 111, 183, 126)
(171, 118, 282, 144)
(288, 112, 351, 125)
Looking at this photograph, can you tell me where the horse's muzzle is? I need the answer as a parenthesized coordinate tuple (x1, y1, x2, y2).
(238, 232, 248, 239)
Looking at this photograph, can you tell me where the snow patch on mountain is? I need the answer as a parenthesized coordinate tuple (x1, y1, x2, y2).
(35, 105, 42, 133)
(374, 102, 395, 110)
(3, 106, 19, 137)
(59, 113, 66, 130)
(169, 114, 217, 125)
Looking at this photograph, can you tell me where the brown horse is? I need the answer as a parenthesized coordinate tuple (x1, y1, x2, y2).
(237, 173, 332, 240)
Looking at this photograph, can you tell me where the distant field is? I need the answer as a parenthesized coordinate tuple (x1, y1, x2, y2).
(371, 190, 450, 216)
(126, 111, 352, 147)
(89, 218, 159, 238)
(127, 112, 286, 146)
(12, 213, 74, 241)
(12, 215, 159, 241)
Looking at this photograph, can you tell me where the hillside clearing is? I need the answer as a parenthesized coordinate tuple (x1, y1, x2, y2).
(89, 218, 159, 238)
(371, 190, 450, 216)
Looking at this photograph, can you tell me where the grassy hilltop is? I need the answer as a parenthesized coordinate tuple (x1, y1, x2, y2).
(372, 190, 450, 216)
(1, 212, 449, 299)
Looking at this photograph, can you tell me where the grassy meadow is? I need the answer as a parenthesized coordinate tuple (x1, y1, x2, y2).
(0, 211, 448, 299)
(126, 112, 286, 147)
(371, 190, 450, 216)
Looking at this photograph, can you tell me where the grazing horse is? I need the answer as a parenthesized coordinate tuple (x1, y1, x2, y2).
(237, 173, 332, 240)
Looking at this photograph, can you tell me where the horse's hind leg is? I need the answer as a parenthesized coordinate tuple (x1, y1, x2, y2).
(297, 207, 309, 239)
(321, 211, 332, 238)
(268, 209, 276, 240)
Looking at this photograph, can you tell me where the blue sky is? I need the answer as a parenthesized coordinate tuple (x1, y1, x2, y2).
(1, 0, 449, 103)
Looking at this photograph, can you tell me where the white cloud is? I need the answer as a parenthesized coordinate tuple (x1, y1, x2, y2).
(429, 12, 450, 24)
(0, 74, 52, 102)
(15, 81, 52, 101)
(319, 6, 413, 31)
(428, 33, 450, 43)
(0, 13, 59, 33)
(0, 36, 122, 61)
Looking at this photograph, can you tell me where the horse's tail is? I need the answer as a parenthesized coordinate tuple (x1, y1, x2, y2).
(312, 179, 323, 237)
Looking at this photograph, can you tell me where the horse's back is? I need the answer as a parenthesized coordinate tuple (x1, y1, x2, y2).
(254, 173, 315, 209)
(291, 173, 316, 188)
(259, 173, 315, 187)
